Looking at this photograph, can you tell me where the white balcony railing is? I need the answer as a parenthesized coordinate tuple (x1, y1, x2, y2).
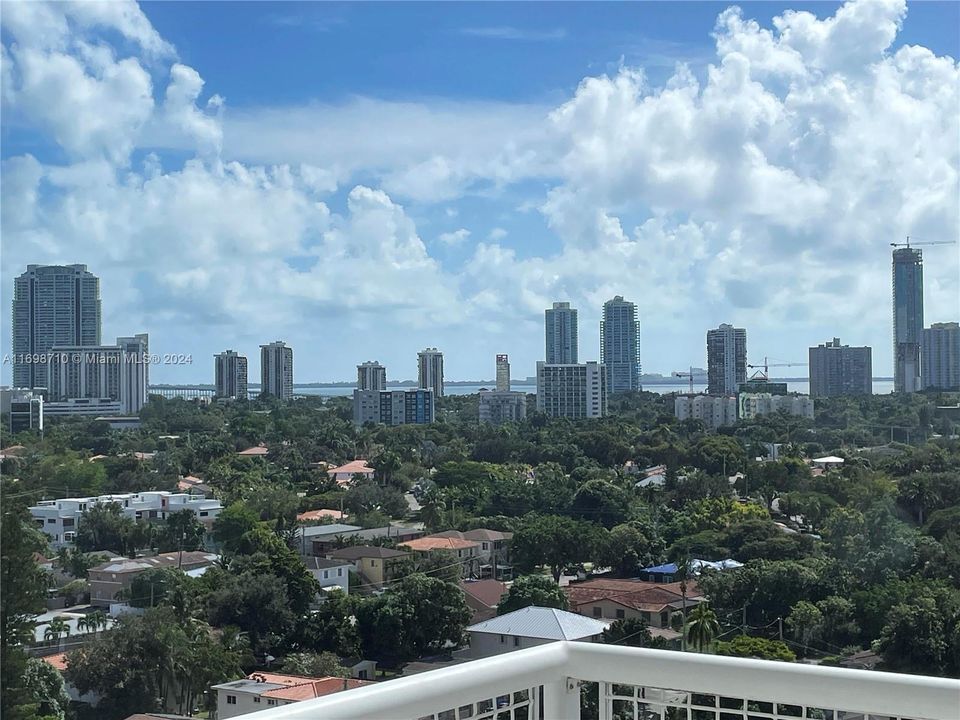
(240, 642, 960, 720)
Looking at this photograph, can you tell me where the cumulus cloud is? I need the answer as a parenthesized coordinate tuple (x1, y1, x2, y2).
(1, 0, 957, 380)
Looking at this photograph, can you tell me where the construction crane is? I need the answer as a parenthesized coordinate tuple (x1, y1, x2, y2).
(890, 236, 957, 249)
(672, 366, 698, 393)
(746, 357, 808, 382)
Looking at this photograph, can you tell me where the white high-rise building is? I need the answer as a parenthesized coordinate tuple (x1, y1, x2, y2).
(357, 361, 387, 391)
(707, 324, 747, 395)
(922, 322, 960, 390)
(545, 302, 578, 364)
(260, 341, 294, 400)
(116, 334, 149, 414)
(536, 361, 606, 419)
(600, 296, 641, 394)
(353, 388, 434, 426)
(674, 395, 738, 431)
(215, 350, 249, 399)
(418, 348, 444, 398)
(479, 391, 527, 425)
(496, 354, 511, 392)
(47, 345, 123, 404)
(12, 264, 102, 389)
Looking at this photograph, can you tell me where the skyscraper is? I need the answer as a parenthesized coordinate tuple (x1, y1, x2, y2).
(215, 350, 248, 399)
(47, 346, 123, 402)
(922, 322, 960, 390)
(536, 361, 606, 419)
(808, 338, 872, 398)
(12, 264, 101, 389)
(260, 341, 293, 399)
(495, 354, 511, 391)
(357, 361, 387, 391)
(706, 324, 747, 395)
(600, 296, 641, 394)
(116, 334, 149, 414)
(353, 388, 434, 426)
(418, 348, 444, 398)
(892, 247, 924, 393)
(545, 302, 578, 364)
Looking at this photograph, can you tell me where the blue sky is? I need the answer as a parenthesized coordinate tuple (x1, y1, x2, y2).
(2, 1, 958, 384)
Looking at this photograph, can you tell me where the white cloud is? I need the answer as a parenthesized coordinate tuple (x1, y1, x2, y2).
(438, 228, 471, 246)
(460, 26, 567, 41)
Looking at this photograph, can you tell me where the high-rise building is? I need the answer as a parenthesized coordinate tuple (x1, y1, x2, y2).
(922, 322, 960, 390)
(116, 334, 149, 414)
(496, 354, 511, 392)
(545, 302, 578, 364)
(600, 296, 641, 394)
(12, 264, 101, 389)
(418, 348, 444, 398)
(357, 361, 387, 392)
(536, 361, 606, 419)
(892, 248, 924, 393)
(674, 395, 737, 431)
(353, 388, 434, 426)
(706, 324, 747, 395)
(47, 345, 123, 403)
(260, 341, 293, 399)
(479, 391, 527, 425)
(808, 338, 872, 398)
(215, 350, 249, 399)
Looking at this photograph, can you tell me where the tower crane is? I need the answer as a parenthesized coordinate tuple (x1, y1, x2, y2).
(746, 357, 808, 382)
(890, 236, 957, 249)
(672, 366, 698, 393)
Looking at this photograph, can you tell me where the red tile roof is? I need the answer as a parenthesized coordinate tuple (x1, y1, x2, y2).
(459, 579, 508, 608)
(298, 508, 346, 522)
(43, 653, 69, 671)
(262, 677, 373, 701)
(328, 460, 374, 475)
(238, 444, 269, 456)
(565, 579, 701, 613)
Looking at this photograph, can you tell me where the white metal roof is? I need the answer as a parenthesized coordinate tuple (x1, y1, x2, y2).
(467, 606, 608, 640)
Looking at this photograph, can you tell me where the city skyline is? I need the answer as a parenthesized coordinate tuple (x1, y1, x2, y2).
(1, 1, 958, 384)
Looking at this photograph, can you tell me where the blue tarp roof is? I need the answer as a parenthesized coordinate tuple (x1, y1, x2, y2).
(643, 562, 679, 574)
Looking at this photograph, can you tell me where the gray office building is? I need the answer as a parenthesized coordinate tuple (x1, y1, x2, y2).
(358, 361, 387, 392)
(116, 334, 149, 414)
(215, 350, 248, 399)
(479, 391, 527, 425)
(808, 338, 872, 398)
(545, 302, 578, 364)
(922, 322, 960, 390)
(12, 264, 101, 389)
(260, 341, 293, 400)
(600, 296, 641, 394)
(892, 248, 924, 393)
(353, 388, 434, 426)
(707, 324, 747, 395)
(418, 348, 444, 398)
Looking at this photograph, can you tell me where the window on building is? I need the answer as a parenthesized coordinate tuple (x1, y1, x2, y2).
(338, 568, 343, 576)
(592, 607, 602, 617)
(226, 695, 237, 705)
(616, 609, 625, 619)
(370, 560, 377, 567)
(513, 636, 520, 647)
(482, 542, 489, 550)
(253, 697, 260, 703)
(200, 511, 208, 517)
(267, 699, 275, 706)
(500, 635, 505, 643)
(47, 518, 56, 524)
(323, 570, 329, 579)
(358, 669, 368, 680)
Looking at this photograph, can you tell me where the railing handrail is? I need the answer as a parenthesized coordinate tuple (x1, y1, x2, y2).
(238, 642, 960, 720)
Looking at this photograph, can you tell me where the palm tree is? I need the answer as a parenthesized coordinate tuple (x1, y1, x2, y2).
(87, 610, 108, 632)
(44, 617, 71, 645)
(685, 603, 720, 653)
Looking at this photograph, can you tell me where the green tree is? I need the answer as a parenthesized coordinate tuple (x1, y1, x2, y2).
(206, 570, 295, 654)
(685, 603, 720, 653)
(602, 618, 654, 647)
(1, 500, 49, 720)
(74, 502, 139, 554)
(873, 596, 948, 674)
(281, 651, 349, 678)
(715, 635, 796, 661)
(497, 575, 567, 615)
(212, 502, 260, 553)
(129, 567, 190, 610)
(43, 617, 71, 644)
(22, 656, 70, 720)
(155, 509, 205, 553)
(785, 600, 823, 651)
(512, 515, 601, 581)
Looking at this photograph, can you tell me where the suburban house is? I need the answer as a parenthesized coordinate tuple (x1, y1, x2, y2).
(459, 579, 508, 624)
(236, 444, 269, 457)
(29, 491, 223, 549)
(89, 551, 219, 607)
(638, 559, 742, 583)
(339, 657, 378, 680)
(565, 578, 700, 639)
(306, 524, 425, 555)
(211, 672, 373, 718)
(303, 557, 350, 597)
(327, 460, 375, 487)
(398, 536, 480, 577)
(43, 653, 100, 706)
(431, 528, 513, 578)
(325, 546, 410, 590)
(465, 606, 609, 658)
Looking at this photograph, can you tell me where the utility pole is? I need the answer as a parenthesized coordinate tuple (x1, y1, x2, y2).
(742, 605, 747, 634)
(778, 617, 783, 642)
(177, 532, 186, 569)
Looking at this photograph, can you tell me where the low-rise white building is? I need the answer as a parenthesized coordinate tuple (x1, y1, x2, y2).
(303, 556, 351, 597)
(739, 393, 814, 421)
(212, 672, 373, 719)
(478, 390, 527, 425)
(29, 491, 223, 548)
(674, 394, 738, 430)
(466, 606, 608, 659)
